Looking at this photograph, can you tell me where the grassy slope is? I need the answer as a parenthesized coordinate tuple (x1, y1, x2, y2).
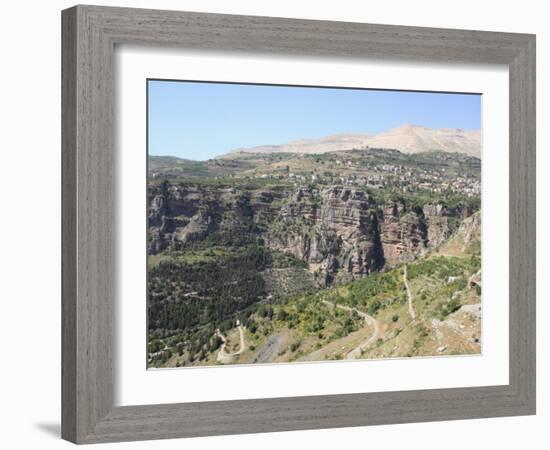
(151, 236, 481, 367)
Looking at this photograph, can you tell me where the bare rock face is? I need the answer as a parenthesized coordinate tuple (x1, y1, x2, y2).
(423, 203, 445, 217)
(176, 207, 216, 243)
(379, 204, 427, 265)
(456, 211, 481, 249)
(148, 182, 475, 287)
(308, 228, 342, 263)
(335, 239, 384, 285)
(265, 186, 384, 285)
(423, 203, 452, 248)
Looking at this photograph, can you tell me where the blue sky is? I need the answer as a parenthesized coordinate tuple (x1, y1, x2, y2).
(148, 80, 481, 160)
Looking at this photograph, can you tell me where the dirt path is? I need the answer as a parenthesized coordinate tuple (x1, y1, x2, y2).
(216, 322, 245, 364)
(403, 265, 416, 320)
(322, 300, 382, 360)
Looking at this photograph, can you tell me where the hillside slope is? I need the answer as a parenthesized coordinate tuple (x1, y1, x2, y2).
(147, 147, 481, 368)
(150, 212, 481, 367)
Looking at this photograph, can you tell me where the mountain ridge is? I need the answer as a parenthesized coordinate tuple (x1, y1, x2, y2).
(223, 125, 481, 158)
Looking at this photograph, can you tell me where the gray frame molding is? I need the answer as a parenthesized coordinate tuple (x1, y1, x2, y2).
(62, 5, 536, 444)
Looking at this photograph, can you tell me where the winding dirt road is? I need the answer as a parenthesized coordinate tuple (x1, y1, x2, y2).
(322, 300, 382, 360)
(216, 322, 245, 364)
(403, 265, 416, 320)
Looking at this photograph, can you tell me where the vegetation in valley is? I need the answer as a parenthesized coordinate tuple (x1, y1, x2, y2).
(147, 147, 482, 367)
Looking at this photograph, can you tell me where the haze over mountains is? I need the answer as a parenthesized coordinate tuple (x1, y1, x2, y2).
(225, 125, 481, 158)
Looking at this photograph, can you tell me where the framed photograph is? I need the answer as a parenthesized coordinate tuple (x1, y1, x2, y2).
(62, 5, 536, 444)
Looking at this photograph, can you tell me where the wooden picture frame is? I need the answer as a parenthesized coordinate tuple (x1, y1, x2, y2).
(62, 5, 536, 444)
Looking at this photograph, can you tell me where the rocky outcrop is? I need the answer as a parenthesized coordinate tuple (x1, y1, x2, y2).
(458, 211, 481, 244)
(265, 187, 385, 285)
(379, 204, 426, 265)
(423, 203, 452, 249)
(176, 207, 216, 243)
(148, 182, 475, 287)
(455, 211, 481, 253)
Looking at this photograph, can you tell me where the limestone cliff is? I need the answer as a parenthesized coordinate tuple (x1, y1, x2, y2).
(148, 182, 475, 288)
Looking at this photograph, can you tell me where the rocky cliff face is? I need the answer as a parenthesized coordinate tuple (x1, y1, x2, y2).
(379, 203, 424, 265)
(265, 186, 385, 285)
(455, 210, 481, 251)
(148, 182, 473, 287)
(423, 203, 452, 249)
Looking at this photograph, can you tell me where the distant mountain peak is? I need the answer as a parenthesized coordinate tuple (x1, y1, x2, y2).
(222, 125, 480, 158)
(392, 124, 427, 130)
